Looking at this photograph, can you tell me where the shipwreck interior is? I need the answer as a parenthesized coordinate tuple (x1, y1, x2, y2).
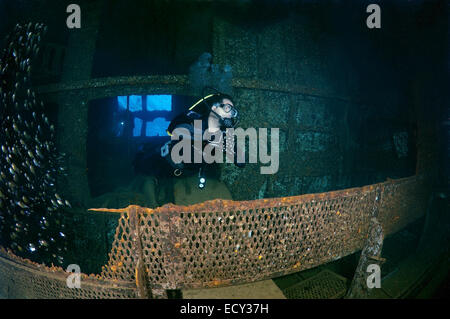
(0, 0, 448, 299)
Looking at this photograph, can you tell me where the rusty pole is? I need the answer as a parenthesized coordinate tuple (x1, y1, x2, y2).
(345, 188, 385, 298)
(129, 206, 151, 299)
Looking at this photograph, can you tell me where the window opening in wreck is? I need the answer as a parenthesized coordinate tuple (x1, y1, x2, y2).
(87, 94, 197, 198)
(116, 95, 172, 137)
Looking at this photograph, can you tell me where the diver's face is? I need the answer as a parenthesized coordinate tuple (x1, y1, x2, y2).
(212, 98, 234, 119)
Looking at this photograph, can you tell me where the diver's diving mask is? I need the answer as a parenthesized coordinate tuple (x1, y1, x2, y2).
(198, 88, 240, 129)
(213, 103, 239, 128)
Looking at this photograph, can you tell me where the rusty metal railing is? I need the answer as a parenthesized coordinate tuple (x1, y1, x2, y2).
(95, 174, 429, 298)
(0, 174, 429, 298)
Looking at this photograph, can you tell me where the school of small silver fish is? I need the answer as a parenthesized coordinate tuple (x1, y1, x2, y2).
(0, 23, 70, 266)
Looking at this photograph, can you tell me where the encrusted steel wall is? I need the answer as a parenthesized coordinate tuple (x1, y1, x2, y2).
(34, 3, 420, 204)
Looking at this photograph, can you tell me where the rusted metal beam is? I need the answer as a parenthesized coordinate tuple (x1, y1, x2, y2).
(345, 187, 385, 298)
(34, 75, 360, 103)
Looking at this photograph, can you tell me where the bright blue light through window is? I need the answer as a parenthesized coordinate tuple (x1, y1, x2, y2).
(118, 96, 127, 111)
(146, 118, 170, 137)
(116, 95, 172, 137)
(133, 117, 143, 137)
(147, 95, 172, 111)
(129, 95, 142, 112)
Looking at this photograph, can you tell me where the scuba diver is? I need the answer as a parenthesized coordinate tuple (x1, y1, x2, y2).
(132, 88, 244, 205)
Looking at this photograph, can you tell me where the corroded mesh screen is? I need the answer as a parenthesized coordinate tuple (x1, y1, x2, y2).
(99, 175, 429, 292)
(0, 248, 136, 299)
(378, 177, 428, 235)
(0, 175, 428, 298)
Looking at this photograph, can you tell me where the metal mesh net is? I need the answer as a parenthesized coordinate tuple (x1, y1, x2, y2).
(0, 175, 429, 298)
(100, 175, 428, 295)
